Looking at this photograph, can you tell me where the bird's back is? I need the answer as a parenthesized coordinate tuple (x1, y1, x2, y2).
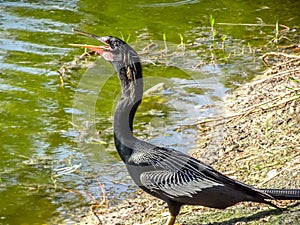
(125, 141, 272, 209)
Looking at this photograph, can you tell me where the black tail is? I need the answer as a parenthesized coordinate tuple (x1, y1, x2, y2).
(260, 188, 300, 200)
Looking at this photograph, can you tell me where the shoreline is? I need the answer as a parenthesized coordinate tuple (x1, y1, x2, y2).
(79, 52, 300, 225)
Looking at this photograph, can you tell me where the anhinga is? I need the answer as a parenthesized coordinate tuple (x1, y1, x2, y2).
(71, 29, 300, 225)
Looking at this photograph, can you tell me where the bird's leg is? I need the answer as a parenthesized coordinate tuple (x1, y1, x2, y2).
(166, 201, 181, 225)
(166, 214, 176, 225)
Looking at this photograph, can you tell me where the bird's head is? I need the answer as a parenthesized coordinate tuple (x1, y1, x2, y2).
(70, 29, 140, 67)
(71, 28, 143, 99)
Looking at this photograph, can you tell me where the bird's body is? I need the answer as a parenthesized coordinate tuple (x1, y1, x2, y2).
(126, 145, 273, 221)
(72, 29, 300, 225)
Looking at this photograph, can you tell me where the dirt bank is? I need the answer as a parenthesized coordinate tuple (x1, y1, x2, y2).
(78, 51, 300, 225)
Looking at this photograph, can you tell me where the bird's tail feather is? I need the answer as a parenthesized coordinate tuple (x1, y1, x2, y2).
(260, 188, 300, 200)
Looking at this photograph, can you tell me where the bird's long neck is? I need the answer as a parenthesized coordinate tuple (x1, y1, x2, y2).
(113, 60, 143, 162)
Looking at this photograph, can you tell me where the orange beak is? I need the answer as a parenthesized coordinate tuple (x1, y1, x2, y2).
(71, 29, 116, 61)
(68, 43, 111, 55)
(70, 28, 112, 55)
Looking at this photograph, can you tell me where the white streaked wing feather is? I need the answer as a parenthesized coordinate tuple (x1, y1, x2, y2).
(140, 169, 223, 198)
(136, 147, 223, 198)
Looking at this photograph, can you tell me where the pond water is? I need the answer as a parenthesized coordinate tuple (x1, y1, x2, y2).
(0, 0, 299, 224)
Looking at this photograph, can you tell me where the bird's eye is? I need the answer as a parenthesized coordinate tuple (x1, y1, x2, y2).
(105, 39, 109, 44)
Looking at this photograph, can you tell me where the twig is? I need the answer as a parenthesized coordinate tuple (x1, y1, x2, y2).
(53, 163, 81, 177)
(262, 95, 299, 110)
(90, 179, 109, 225)
(217, 22, 275, 27)
(252, 68, 300, 86)
(258, 153, 300, 186)
(261, 52, 300, 67)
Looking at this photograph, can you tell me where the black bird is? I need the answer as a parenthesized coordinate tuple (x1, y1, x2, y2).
(72, 29, 300, 225)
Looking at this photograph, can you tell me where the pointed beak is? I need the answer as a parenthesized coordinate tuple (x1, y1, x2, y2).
(72, 28, 108, 44)
(70, 28, 111, 54)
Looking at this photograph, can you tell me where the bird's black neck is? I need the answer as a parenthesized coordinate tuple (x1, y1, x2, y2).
(113, 60, 143, 162)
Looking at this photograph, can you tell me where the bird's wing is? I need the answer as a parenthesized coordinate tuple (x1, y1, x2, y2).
(132, 147, 270, 198)
(140, 169, 224, 199)
(130, 144, 269, 200)
(136, 147, 227, 199)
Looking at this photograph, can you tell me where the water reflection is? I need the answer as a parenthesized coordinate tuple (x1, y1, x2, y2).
(1, 12, 74, 33)
(0, 0, 78, 11)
